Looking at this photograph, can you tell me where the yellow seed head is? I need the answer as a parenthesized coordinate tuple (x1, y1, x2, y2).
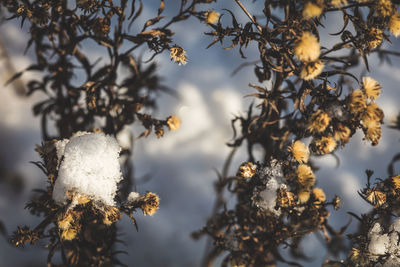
(288, 140, 309, 163)
(307, 109, 331, 133)
(140, 191, 160, 216)
(297, 164, 316, 188)
(302, 2, 323, 20)
(58, 212, 74, 230)
(294, 32, 321, 62)
(298, 190, 311, 204)
(237, 162, 257, 179)
(367, 28, 383, 51)
(362, 103, 384, 127)
(205, 10, 220, 24)
(375, 0, 393, 17)
(362, 77, 381, 100)
(364, 121, 381, 146)
(312, 187, 326, 204)
(334, 124, 351, 144)
(312, 136, 337, 155)
(366, 189, 386, 207)
(167, 115, 181, 131)
(348, 90, 366, 114)
(300, 60, 324, 80)
(103, 207, 121, 225)
(389, 13, 400, 37)
(61, 228, 77, 241)
(170, 46, 187, 65)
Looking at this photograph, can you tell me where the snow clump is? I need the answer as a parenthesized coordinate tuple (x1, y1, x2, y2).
(52, 132, 122, 206)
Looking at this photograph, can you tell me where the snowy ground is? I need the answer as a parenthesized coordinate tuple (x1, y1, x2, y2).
(0, 2, 400, 267)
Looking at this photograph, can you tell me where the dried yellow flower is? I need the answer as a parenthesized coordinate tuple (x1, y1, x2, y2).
(298, 190, 311, 204)
(366, 28, 383, 51)
(167, 115, 181, 131)
(103, 207, 121, 225)
(366, 189, 386, 207)
(312, 136, 337, 155)
(389, 12, 400, 37)
(362, 77, 381, 100)
(307, 109, 331, 133)
(297, 164, 316, 188)
(362, 103, 384, 127)
(364, 121, 381, 146)
(288, 140, 309, 163)
(58, 212, 74, 230)
(237, 162, 257, 179)
(312, 187, 326, 205)
(170, 46, 187, 65)
(302, 1, 323, 20)
(205, 10, 220, 24)
(375, 0, 393, 17)
(348, 90, 366, 114)
(61, 227, 77, 241)
(391, 175, 400, 190)
(278, 189, 295, 207)
(300, 60, 324, 80)
(334, 124, 351, 144)
(140, 191, 160, 216)
(294, 32, 320, 62)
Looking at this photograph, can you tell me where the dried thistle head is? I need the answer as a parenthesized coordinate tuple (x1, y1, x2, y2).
(375, 0, 393, 17)
(365, 189, 386, 207)
(237, 162, 257, 179)
(288, 140, 309, 163)
(170, 46, 187, 65)
(302, 1, 324, 20)
(312, 188, 326, 205)
(362, 77, 381, 100)
(294, 32, 321, 62)
(61, 227, 78, 241)
(298, 190, 311, 204)
(389, 12, 400, 37)
(296, 164, 316, 188)
(167, 115, 181, 131)
(391, 175, 400, 191)
(334, 124, 351, 144)
(205, 10, 220, 24)
(300, 60, 324, 80)
(57, 211, 74, 230)
(361, 103, 384, 127)
(140, 191, 160, 216)
(277, 188, 295, 208)
(348, 90, 367, 114)
(102, 207, 121, 226)
(307, 109, 331, 133)
(311, 136, 337, 155)
(366, 28, 383, 51)
(364, 121, 382, 146)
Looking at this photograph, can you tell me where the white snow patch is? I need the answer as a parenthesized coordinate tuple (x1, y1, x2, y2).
(53, 132, 122, 206)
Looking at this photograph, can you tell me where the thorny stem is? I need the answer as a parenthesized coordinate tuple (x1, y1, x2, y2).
(233, 0, 263, 33)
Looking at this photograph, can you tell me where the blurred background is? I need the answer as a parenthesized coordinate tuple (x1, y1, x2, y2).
(0, 1, 399, 266)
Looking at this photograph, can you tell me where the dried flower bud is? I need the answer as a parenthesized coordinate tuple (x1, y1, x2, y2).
(205, 10, 220, 24)
(61, 227, 77, 241)
(58, 212, 74, 230)
(300, 60, 324, 80)
(298, 190, 311, 204)
(333, 195, 341, 210)
(389, 12, 400, 37)
(302, 1, 323, 20)
(311, 136, 337, 155)
(348, 90, 367, 114)
(294, 32, 320, 62)
(307, 109, 331, 133)
(375, 0, 393, 17)
(288, 140, 309, 163)
(312, 187, 326, 205)
(364, 122, 381, 146)
(366, 28, 383, 51)
(366, 189, 386, 207)
(237, 162, 257, 179)
(297, 164, 316, 188)
(103, 207, 121, 225)
(167, 115, 181, 131)
(334, 124, 351, 144)
(170, 46, 187, 65)
(140, 191, 160, 216)
(362, 103, 384, 127)
(277, 188, 295, 208)
(362, 77, 381, 100)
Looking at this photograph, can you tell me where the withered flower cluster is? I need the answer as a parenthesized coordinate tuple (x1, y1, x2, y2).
(0, 0, 214, 265)
(193, 0, 400, 266)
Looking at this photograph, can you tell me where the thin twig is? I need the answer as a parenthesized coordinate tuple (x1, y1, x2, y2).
(233, 0, 263, 33)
